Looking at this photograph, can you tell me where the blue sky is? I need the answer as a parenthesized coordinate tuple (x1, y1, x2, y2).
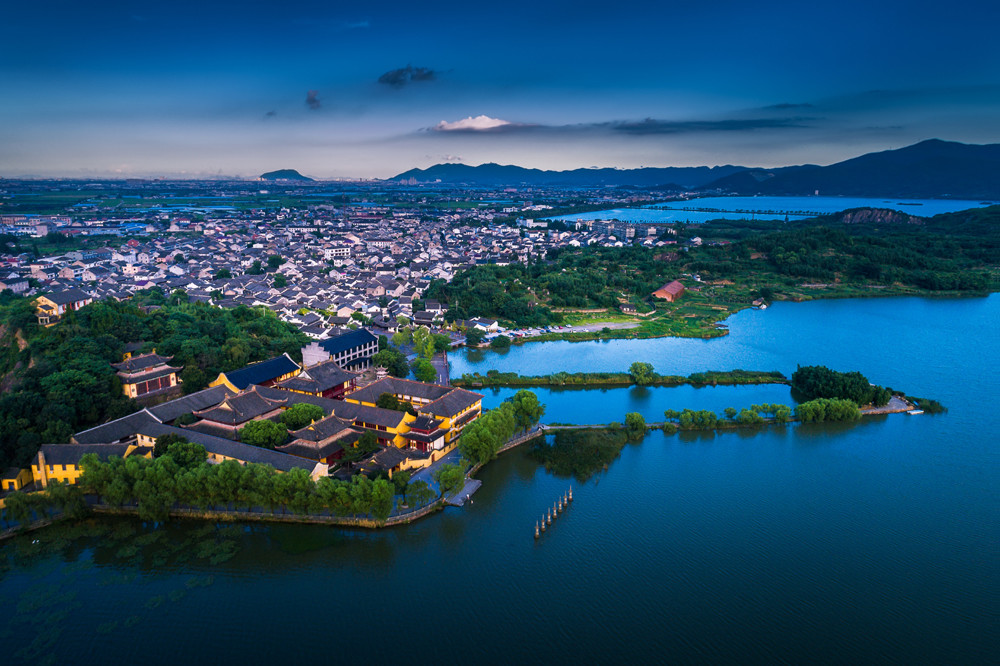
(2, 0, 998, 178)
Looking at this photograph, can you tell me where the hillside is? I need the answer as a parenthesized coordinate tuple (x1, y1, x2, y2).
(259, 169, 313, 181)
(703, 140, 1000, 199)
(391, 163, 747, 189)
(392, 140, 1000, 199)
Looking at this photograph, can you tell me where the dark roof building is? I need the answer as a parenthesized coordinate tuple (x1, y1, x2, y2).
(275, 359, 358, 399)
(112, 351, 183, 399)
(211, 353, 300, 391)
(301, 329, 379, 370)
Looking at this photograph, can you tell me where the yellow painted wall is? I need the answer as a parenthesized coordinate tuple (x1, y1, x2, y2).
(2, 468, 33, 491)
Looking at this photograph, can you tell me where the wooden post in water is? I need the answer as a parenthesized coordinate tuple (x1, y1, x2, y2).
(546, 508, 552, 525)
(535, 521, 540, 539)
(541, 516, 546, 532)
(553, 501, 559, 517)
(568, 487, 573, 502)
(557, 498, 563, 513)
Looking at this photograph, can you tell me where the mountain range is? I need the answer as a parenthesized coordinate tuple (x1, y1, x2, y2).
(390, 140, 1000, 199)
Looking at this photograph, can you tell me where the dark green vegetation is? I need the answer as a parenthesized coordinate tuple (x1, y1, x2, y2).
(529, 428, 631, 482)
(238, 420, 288, 449)
(794, 398, 862, 422)
(427, 206, 999, 332)
(905, 396, 947, 414)
(453, 368, 786, 388)
(70, 440, 398, 523)
(665, 404, 794, 429)
(0, 293, 308, 470)
(458, 390, 544, 465)
(279, 403, 326, 430)
(791, 365, 891, 407)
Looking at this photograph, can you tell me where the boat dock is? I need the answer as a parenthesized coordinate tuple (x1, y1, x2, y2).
(445, 479, 482, 506)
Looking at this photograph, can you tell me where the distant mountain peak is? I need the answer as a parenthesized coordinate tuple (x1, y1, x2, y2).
(259, 169, 313, 182)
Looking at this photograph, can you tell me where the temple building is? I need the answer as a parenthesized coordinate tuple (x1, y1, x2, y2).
(34, 288, 93, 326)
(277, 414, 362, 465)
(275, 358, 357, 400)
(112, 351, 183, 399)
(345, 377, 483, 444)
(31, 443, 151, 488)
(402, 414, 449, 452)
(188, 386, 289, 439)
(210, 353, 301, 392)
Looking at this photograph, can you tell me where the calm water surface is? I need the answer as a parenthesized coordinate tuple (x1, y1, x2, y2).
(549, 196, 996, 223)
(2, 296, 997, 664)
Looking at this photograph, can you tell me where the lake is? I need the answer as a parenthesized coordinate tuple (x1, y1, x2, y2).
(548, 195, 996, 223)
(2, 295, 998, 664)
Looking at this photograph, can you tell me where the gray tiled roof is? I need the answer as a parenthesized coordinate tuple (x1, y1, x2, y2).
(73, 409, 161, 445)
(139, 423, 317, 473)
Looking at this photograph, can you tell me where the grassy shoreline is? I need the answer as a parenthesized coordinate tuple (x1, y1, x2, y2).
(500, 287, 993, 344)
(453, 369, 787, 389)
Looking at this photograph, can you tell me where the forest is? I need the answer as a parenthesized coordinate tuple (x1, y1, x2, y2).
(0, 290, 308, 471)
(425, 208, 999, 326)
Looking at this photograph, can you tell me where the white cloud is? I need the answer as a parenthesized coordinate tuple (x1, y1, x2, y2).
(434, 115, 512, 131)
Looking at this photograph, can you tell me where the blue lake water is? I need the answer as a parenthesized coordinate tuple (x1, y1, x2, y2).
(549, 195, 996, 223)
(2, 295, 998, 663)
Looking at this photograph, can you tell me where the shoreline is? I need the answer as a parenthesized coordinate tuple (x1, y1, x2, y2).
(472, 289, 994, 348)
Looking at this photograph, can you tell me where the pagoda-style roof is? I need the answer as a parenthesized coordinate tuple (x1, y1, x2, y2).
(192, 386, 288, 426)
(277, 359, 357, 394)
(420, 387, 483, 419)
(218, 353, 300, 390)
(348, 376, 451, 405)
(118, 365, 183, 383)
(408, 414, 441, 432)
(289, 414, 358, 443)
(112, 351, 176, 374)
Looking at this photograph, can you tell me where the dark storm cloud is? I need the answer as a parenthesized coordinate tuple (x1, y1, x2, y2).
(378, 66, 437, 87)
(305, 91, 321, 110)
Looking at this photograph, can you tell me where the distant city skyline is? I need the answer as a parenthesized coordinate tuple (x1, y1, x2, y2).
(2, 0, 998, 179)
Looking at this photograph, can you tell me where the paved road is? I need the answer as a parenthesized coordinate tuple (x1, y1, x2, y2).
(431, 351, 450, 386)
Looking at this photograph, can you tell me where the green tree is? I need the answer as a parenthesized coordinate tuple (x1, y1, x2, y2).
(411, 358, 436, 383)
(392, 327, 412, 347)
(629, 361, 655, 385)
(239, 420, 288, 449)
(624, 412, 646, 440)
(273, 273, 288, 289)
(376, 392, 401, 411)
(214, 268, 232, 280)
(434, 463, 465, 497)
(490, 335, 512, 350)
(465, 329, 485, 346)
(723, 407, 738, 420)
(510, 390, 545, 432)
(372, 348, 409, 377)
(371, 478, 394, 523)
(266, 255, 285, 271)
(406, 480, 435, 508)
(153, 432, 188, 458)
(246, 260, 264, 275)
(279, 403, 326, 430)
